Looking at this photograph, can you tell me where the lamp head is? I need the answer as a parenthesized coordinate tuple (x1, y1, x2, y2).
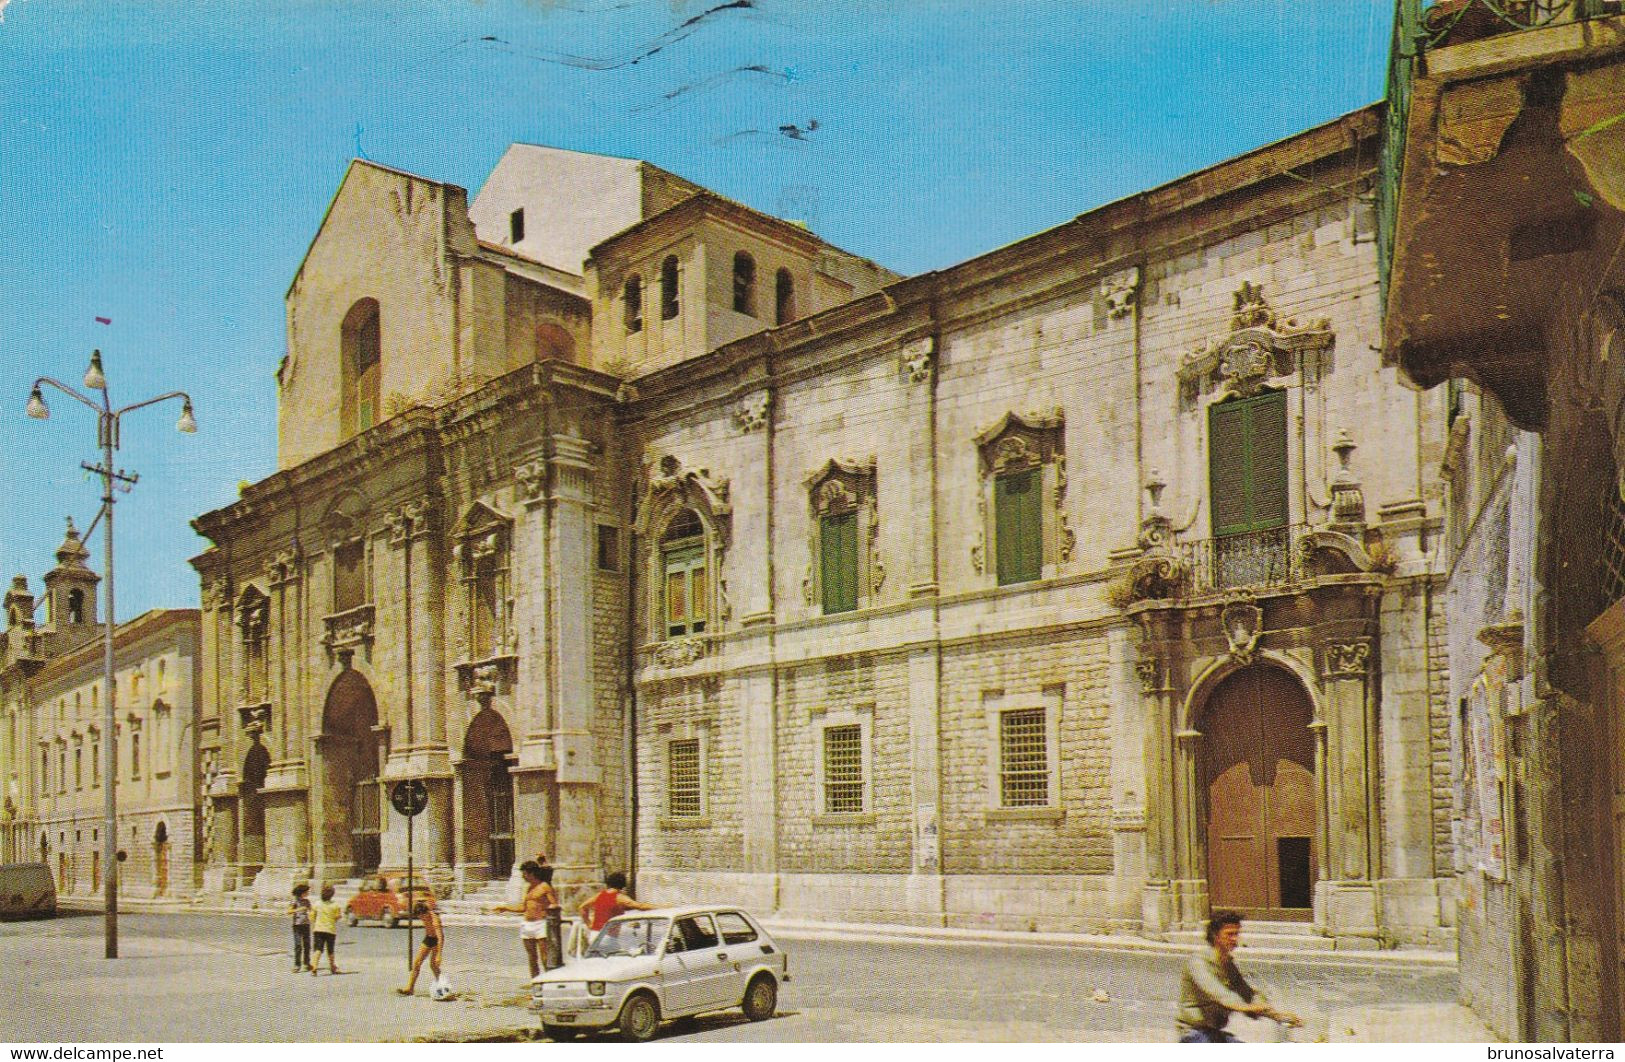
(83, 350, 106, 391)
(176, 401, 197, 434)
(25, 387, 48, 420)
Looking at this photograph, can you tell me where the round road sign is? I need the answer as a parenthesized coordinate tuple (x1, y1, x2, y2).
(390, 778, 429, 817)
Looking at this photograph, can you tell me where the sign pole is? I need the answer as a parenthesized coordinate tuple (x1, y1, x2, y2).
(406, 798, 414, 971)
(389, 779, 428, 973)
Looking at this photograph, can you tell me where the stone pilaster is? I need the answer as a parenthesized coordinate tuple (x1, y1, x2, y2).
(548, 433, 599, 877)
(900, 336, 938, 597)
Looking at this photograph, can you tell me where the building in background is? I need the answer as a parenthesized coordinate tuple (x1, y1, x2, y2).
(0, 520, 202, 900)
(192, 110, 1456, 948)
(1379, 0, 1625, 1041)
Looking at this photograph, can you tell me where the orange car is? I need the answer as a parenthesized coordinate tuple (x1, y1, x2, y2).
(344, 875, 432, 928)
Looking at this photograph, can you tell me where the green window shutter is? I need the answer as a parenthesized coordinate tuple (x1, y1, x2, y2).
(1209, 391, 1289, 537)
(1209, 401, 1251, 537)
(820, 512, 858, 614)
(1249, 390, 1289, 530)
(996, 468, 1042, 585)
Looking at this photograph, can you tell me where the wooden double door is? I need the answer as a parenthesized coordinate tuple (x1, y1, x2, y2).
(1202, 666, 1317, 919)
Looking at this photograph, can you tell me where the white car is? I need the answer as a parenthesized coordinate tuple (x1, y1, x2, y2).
(529, 905, 789, 1041)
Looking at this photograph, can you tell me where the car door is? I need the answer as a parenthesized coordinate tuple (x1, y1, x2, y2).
(661, 915, 730, 1013)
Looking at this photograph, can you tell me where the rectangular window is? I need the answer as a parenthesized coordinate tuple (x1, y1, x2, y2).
(819, 512, 859, 614)
(74, 746, 82, 790)
(41, 748, 48, 797)
(667, 739, 702, 818)
(999, 707, 1049, 807)
(91, 737, 100, 787)
(995, 467, 1043, 585)
(1208, 390, 1289, 538)
(58, 747, 66, 795)
(131, 731, 141, 780)
(822, 723, 865, 814)
(662, 545, 707, 638)
(597, 524, 620, 572)
(509, 207, 525, 244)
(470, 555, 500, 659)
(333, 540, 366, 613)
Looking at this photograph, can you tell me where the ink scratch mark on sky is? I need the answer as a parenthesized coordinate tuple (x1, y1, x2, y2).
(422, 0, 756, 73)
(716, 118, 818, 146)
(631, 64, 792, 115)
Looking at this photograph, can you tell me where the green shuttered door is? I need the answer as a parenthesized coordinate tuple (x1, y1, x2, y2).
(1209, 390, 1289, 537)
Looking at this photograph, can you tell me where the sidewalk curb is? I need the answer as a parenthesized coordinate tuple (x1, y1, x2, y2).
(63, 901, 1457, 968)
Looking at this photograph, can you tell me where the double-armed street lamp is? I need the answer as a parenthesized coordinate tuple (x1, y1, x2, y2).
(26, 349, 197, 959)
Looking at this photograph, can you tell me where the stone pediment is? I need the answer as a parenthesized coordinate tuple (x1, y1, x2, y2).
(1179, 282, 1333, 400)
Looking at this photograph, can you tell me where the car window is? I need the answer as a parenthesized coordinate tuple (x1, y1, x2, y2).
(674, 915, 719, 951)
(715, 912, 758, 945)
(589, 917, 669, 959)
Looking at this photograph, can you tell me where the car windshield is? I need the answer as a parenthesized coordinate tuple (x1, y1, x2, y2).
(587, 917, 670, 959)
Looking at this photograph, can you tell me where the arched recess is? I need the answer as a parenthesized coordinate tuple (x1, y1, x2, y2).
(319, 669, 381, 875)
(1190, 662, 1318, 920)
(535, 321, 576, 364)
(340, 297, 382, 438)
(240, 741, 271, 874)
(459, 708, 515, 880)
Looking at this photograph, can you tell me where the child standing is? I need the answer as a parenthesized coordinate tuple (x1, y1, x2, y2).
(290, 883, 313, 972)
(310, 883, 343, 976)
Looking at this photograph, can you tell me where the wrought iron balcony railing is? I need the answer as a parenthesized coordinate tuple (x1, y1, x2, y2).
(1179, 524, 1304, 595)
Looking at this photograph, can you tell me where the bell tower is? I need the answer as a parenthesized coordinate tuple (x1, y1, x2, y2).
(39, 517, 98, 636)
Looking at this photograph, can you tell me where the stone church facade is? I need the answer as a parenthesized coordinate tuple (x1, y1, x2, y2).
(193, 108, 1457, 943)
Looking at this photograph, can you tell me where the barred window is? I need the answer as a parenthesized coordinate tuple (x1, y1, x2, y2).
(822, 724, 864, 814)
(999, 708, 1049, 807)
(667, 738, 702, 818)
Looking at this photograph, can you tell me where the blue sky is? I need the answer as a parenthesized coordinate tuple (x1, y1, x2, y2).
(0, 0, 1394, 620)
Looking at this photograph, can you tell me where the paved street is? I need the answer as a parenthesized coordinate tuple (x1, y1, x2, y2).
(0, 910, 1479, 1043)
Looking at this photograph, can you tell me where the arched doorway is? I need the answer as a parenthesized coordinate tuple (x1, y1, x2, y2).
(153, 820, 170, 896)
(241, 741, 270, 876)
(461, 708, 515, 881)
(1201, 665, 1317, 920)
(321, 671, 381, 875)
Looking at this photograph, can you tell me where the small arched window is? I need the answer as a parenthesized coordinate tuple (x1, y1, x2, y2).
(660, 509, 707, 638)
(341, 298, 382, 437)
(623, 275, 643, 334)
(775, 268, 795, 326)
(535, 322, 575, 364)
(66, 589, 85, 625)
(660, 256, 680, 321)
(732, 252, 757, 316)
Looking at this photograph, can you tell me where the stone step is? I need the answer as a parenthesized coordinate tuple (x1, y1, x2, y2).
(1166, 926, 1337, 952)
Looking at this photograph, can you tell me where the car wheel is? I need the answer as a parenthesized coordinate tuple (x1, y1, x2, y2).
(618, 992, 661, 1042)
(381, 910, 397, 929)
(741, 974, 777, 1022)
(541, 1024, 580, 1041)
(345, 910, 358, 927)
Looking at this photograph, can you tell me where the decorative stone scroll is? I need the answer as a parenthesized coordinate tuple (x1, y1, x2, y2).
(1220, 592, 1263, 665)
(653, 637, 707, 669)
(1136, 656, 1161, 695)
(1323, 639, 1372, 678)
(734, 389, 772, 433)
(900, 336, 935, 384)
(1102, 266, 1140, 321)
(1179, 282, 1333, 402)
(515, 459, 547, 503)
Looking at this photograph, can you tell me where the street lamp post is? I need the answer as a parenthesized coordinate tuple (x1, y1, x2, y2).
(27, 349, 196, 959)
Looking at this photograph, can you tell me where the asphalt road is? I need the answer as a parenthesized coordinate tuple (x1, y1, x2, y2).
(0, 910, 1461, 1043)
